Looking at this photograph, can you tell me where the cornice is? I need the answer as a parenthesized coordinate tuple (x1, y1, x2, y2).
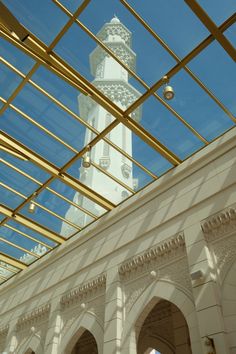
(119, 233, 185, 277)
(78, 80, 142, 122)
(60, 273, 106, 308)
(16, 303, 51, 329)
(201, 205, 236, 242)
(0, 324, 9, 337)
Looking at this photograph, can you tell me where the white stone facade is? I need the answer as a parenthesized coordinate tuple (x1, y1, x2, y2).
(1, 125, 236, 353)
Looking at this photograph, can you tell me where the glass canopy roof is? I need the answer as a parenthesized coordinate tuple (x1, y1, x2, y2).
(0, 0, 235, 285)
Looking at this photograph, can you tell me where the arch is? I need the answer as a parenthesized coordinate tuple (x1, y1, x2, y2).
(121, 280, 200, 354)
(16, 334, 42, 354)
(222, 259, 236, 352)
(60, 311, 103, 354)
(141, 334, 175, 354)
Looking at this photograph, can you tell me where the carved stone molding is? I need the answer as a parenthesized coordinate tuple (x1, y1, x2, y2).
(60, 274, 106, 308)
(97, 22, 131, 46)
(90, 42, 136, 76)
(16, 304, 51, 329)
(78, 80, 142, 122)
(0, 324, 9, 337)
(201, 206, 236, 242)
(119, 233, 185, 278)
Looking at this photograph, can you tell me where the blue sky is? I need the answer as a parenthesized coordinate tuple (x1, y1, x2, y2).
(0, 0, 235, 266)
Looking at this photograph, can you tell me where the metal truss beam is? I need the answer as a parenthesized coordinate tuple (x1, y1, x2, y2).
(0, 18, 181, 165)
(0, 204, 65, 245)
(185, 0, 236, 62)
(0, 253, 27, 270)
(0, 131, 115, 210)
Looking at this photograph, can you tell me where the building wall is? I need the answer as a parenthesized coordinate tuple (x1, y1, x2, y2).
(0, 127, 236, 354)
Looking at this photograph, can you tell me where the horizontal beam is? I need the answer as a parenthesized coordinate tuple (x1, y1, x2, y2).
(0, 130, 115, 210)
(0, 23, 181, 165)
(185, 0, 236, 62)
(0, 253, 27, 270)
(0, 204, 65, 245)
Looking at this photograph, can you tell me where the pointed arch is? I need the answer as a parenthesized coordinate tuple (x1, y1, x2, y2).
(222, 259, 236, 352)
(60, 311, 103, 354)
(16, 334, 42, 354)
(121, 280, 201, 354)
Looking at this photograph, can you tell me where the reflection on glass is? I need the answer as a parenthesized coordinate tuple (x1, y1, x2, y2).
(0, 240, 36, 265)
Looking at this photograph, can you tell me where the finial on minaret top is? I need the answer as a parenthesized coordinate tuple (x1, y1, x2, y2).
(110, 15, 120, 24)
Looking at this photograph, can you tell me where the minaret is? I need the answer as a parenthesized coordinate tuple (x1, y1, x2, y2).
(61, 16, 142, 236)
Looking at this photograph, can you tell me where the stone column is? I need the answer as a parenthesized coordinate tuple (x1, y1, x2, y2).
(185, 223, 229, 354)
(103, 267, 123, 354)
(44, 298, 62, 354)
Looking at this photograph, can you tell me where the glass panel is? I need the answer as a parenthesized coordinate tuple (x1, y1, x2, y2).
(0, 37, 35, 74)
(189, 41, 236, 117)
(0, 107, 75, 166)
(13, 83, 87, 151)
(67, 157, 132, 205)
(0, 150, 51, 183)
(197, 0, 235, 25)
(0, 63, 22, 101)
(0, 163, 39, 197)
(20, 203, 78, 238)
(138, 95, 204, 160)
(225, 22, 236, 48)
(0, 213, 5, 222)
(0, 266, 15, 279)
(90, 134, 154, 190)
(126, 0, 209, 57)
(157, 69, 234, 142)
(2, 0, 69, 45)
(105, 123, 173, 176)
(78, 1, 176, 86)
(0, 240, 36, 265)
(48, 179, 107, 217)
(36, 188, 92, 228)
(0, 185, 24, 209)
(55, 21, 147, 101)
(6, 219, 57, 248)
(57, 0, 84, 13)
(0, 224, 50, 256)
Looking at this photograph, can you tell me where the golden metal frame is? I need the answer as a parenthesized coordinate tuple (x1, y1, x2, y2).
(0, 253, 27, 270)
(185, 0, 236, 62)
(0, 1, 235, 285)
(0, 205, 65, 244)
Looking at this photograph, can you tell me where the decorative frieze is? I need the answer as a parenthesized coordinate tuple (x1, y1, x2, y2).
(78, 80, 142, 122)
(16, 304, 51, 329)
(60, 274, 106, 307)
(97, 22, 131, 46)
(201, 206, 236, 241)
(0, 324, 9, 337)
(119, 233, 185, 278)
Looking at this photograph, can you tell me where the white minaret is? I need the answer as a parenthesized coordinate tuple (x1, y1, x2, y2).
(61, 16, 142, 237)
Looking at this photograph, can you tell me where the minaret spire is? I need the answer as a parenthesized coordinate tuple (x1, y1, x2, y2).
(61, 17, 142, 236)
